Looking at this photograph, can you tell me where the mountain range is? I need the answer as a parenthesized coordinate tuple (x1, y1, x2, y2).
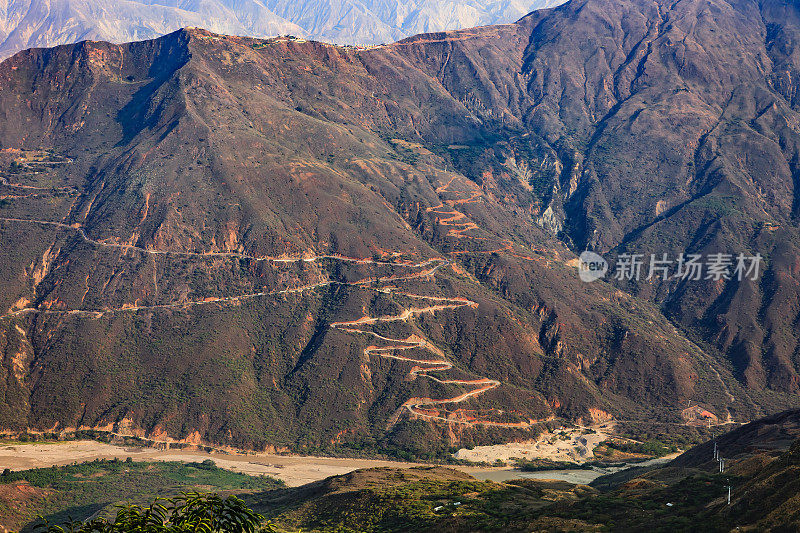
(0, 0, 565, 60)
(1, 0, 800, 454)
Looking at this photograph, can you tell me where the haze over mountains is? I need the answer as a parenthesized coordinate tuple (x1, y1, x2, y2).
(1, 0, 800, 454)
(0, 0, 565, 60)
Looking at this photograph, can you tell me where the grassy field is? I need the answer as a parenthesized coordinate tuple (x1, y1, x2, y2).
(0, 459, 282, 531)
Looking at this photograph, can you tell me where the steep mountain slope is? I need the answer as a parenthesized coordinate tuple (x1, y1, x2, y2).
(384, 0, 800, 410)
(0, 24, 730, 451)
(0, 0, 799, 452)
(0, 0, 564, 61)
(512, 0, 800, 400)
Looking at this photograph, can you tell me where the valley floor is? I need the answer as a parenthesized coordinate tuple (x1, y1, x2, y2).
(0, 440, 506, 487)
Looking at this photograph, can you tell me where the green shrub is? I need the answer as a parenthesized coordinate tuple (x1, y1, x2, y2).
(33, 492, 266, 533)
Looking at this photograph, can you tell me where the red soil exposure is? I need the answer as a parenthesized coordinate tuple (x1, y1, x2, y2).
(425, 175, 543, 261)
(0, 171, 540, 430)
(331, 299, 534, 428)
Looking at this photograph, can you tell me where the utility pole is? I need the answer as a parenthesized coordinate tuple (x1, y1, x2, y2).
(713, 441, 717, 460)
(727, 483, 731, 505)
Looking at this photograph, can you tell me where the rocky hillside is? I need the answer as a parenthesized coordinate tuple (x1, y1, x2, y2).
(0, 0, 798, 453)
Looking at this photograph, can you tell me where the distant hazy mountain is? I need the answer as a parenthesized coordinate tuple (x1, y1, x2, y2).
(262, 0, 566, 44)
(0, 0, 564, 60)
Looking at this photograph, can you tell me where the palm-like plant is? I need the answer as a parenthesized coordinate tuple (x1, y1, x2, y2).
(34, 492, 276, 533)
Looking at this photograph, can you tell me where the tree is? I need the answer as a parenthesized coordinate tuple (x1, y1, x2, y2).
(34, 492, 271, 532)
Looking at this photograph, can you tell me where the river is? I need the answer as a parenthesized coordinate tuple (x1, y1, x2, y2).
(468, 454, 680, 485)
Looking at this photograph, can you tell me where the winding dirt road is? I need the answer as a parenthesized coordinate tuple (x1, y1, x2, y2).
(0, 171, 539, 429)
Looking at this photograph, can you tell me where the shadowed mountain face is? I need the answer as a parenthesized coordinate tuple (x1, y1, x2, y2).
(517, 0, 800, 398)
(0, 0, 798, 452)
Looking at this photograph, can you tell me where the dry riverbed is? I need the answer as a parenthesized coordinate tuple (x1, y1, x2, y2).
(0, 440, 505, 487)
(0, 424, 662, 487)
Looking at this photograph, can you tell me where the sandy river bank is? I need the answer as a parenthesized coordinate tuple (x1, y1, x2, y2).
(0, 440, 500, 487)
(0, 435, 679, 487)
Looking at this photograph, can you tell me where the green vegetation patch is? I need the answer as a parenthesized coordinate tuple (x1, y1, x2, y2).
(259, 468, 596, 533)
(514, 458, 594, 472)
(0, 459, 282, 531)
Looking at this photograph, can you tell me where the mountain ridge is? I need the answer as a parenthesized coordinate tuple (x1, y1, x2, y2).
(0, 0, 565, 61)
(0, 0, 799, 452)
